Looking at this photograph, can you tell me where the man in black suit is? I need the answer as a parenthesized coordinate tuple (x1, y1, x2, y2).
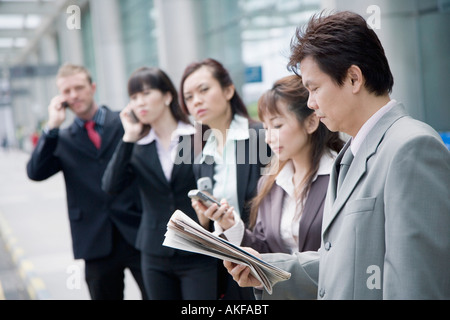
(26, 64, 147, 300)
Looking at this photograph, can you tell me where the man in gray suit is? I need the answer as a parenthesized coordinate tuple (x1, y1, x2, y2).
(224, 11, 450, 299)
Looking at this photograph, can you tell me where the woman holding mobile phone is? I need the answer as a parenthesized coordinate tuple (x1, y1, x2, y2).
(102, 67, 218, 300)
(180, 58, 270, 300)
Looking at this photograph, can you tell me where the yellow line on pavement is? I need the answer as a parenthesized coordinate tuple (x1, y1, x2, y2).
(0, 211, 7, 300)
(0, 210, 47, 300)
(27, 277, 46, 300)
(0, 281, 5, 300)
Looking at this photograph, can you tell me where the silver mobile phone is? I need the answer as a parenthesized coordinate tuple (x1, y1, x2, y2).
(197, 177, 213, 194)
(188, 189, 221, 207)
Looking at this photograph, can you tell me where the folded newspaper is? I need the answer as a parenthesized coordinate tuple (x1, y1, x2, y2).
(163, 210, 291, 294)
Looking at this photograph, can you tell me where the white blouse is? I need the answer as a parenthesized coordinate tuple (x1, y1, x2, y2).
(137, 121, 196, 182)
(200, 114, 250, 217)
(216, 151, 336, 252)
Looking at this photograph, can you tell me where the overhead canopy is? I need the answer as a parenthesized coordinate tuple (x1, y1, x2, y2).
(0, 0, 73, 66)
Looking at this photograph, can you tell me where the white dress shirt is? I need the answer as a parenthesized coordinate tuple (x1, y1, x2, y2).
(137, 121, 195, 181)
(350, 99, 397, 156)
(200, 114, 250, 217)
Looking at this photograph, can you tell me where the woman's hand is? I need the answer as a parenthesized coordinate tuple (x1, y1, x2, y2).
(120, 103, 146, 142)
(191, 198, 212, 229)
(223, 247, 263, 288)
(191, 197, 236, 230)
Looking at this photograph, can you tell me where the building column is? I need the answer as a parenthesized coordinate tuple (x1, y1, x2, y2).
(57, 13, 84, 66)
(154, 0, 201, 85)
(89, 0, 127, 110)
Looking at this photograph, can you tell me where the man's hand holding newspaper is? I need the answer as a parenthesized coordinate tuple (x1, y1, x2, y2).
(163, 210, 291, 294)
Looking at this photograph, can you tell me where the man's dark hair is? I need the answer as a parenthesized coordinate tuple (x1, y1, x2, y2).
(288, 10, 394, 96)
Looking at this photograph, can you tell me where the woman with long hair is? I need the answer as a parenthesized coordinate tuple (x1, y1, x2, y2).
(180, 58, 270, 300)
(210, 74, 344, 255)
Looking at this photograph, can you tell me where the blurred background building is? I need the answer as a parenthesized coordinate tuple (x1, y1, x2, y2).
(0, 0, 449, 152)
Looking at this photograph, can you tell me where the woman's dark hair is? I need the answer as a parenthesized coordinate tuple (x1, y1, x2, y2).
(249, 74, 344, 228)
(128, 67, 189, 124)
(179, 58, 251, 120)
(288, 10, 394, 96)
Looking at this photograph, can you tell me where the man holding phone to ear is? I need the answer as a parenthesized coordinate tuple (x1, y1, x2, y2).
(26, 63, 147, 300)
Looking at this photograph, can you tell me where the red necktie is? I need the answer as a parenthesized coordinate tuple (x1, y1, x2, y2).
(85, 120, 101, 149)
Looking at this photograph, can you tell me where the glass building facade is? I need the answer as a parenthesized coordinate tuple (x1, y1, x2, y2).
(1, 0, 449, 151)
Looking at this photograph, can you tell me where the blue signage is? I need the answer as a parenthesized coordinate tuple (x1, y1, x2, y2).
(245, 66, 263, 83)
(440, 132, 450, 150)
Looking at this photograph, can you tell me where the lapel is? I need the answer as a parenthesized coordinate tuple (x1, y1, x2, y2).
(199, 156, 215, 183)
(170, 134, 193, 183)
(270, 184, 287, 252)
(236, 139, 251, 214)
(98, 108, 119, 157)
(297, 175, 329, 251)
(69, 121, 98, 157)
(146, 141, 171, 188)
(322, 102, 409, 234)
(68, 107, 119, 158)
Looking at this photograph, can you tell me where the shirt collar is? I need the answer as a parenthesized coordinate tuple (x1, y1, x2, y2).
(275, 151, 337, 197)
(200, 114, 250, 163)
(275, 161, 296, 197)
(351, 99, 397, 156)
(137, 121, 195, 145)
(316, 150, 337, 177)
(227, 114, 250, 141)
(75, 105, 106, 128)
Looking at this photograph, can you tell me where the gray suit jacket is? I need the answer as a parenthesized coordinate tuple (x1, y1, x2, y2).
(260, 102, 450, 300)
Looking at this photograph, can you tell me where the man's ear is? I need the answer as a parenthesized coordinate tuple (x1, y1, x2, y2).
(305, 113, 320, 135)
(347, 65, 363, 94)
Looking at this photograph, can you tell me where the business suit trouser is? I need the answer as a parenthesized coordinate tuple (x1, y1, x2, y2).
(141, 252, 218, 300)
(84, 227, 147, 300)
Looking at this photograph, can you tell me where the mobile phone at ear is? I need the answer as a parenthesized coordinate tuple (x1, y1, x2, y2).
(188, 189, 221, 207)
(128, 110, 151, 138)
(129, 110, 140, 123)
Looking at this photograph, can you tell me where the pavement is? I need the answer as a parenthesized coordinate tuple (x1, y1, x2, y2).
(0, 230, 30, 300)
(0, 148, 141, 300)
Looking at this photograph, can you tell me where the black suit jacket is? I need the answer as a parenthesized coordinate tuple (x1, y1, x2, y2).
(102, 134, 202, 257)
(193, 121, 270, 225)
(27, 107, 142, 260)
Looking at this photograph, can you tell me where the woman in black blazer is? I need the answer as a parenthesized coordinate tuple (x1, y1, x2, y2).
(180, 58, 270, 300)
(102, 67, 217, 300)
